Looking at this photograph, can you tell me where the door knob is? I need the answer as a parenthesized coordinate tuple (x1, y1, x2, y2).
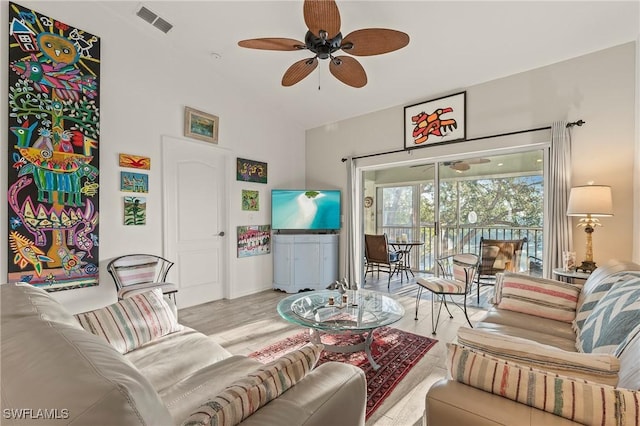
(217, 231, 225, 237)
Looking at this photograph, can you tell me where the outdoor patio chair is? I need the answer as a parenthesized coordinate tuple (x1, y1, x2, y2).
(476, 237, 527, 302)
(414, 253, 479, 334)
(364, 234, 402, 289)
(107, 254, 178, 302)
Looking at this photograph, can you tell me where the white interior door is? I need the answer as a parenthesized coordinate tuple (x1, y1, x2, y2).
(162, 136, 227, 308)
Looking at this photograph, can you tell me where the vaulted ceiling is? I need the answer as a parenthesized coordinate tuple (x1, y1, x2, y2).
(102, 1, 639, 130)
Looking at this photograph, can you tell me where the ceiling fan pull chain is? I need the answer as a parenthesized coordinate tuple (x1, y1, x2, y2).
(318, 63, 321, 91)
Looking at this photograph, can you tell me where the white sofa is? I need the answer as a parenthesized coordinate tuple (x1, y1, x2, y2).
(0, 283, 367, 425)
(425, 259, 640, 426)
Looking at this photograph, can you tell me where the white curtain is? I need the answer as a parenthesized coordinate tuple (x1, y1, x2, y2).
(344, 157, 359, 288)
(544, 121, 573, 278)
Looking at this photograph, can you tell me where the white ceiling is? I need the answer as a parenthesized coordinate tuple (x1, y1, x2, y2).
(102, 1, 639, 130)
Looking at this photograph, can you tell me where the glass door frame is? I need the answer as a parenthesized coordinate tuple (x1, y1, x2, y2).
(356, 143, 550, 284)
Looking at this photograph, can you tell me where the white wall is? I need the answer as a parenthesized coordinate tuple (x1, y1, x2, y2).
(635, 34, 640, 263)
(1, 1, 306, 313)
(306, 43, 637, 274)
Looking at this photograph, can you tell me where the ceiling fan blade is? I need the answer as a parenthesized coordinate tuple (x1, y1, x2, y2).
(342, 28, 410, 56)
(329, 56, 367, 88)
(451, 162, 470, 171)
(466, 157, 491, 165)
(304, 0, 341, 38)
(282, 57, 318, 86)
(238, 38, 305, 51)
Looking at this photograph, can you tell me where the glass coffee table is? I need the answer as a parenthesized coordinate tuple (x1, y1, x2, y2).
(277, 289, 405, 370)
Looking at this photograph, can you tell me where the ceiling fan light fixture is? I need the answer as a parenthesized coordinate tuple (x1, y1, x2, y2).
(239, 0, 410, 88)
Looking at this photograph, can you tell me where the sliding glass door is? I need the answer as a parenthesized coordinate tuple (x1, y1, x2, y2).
(365, 149, 544, 274)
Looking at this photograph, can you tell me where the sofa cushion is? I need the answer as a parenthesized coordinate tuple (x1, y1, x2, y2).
(182, 343, 323, 426)
(0, 282, 84, 329)
(474, 322, 578, 352)
(75, 288, 182, 354)
(447, 343, 640, 426)
(125, 327, 232, 392)
(574, 271, 635, 334)
(1, 315, 171, 424)
(617, 330, 640, 389)
(497, 273, 580, 323)
(578, 272, 640, 354)
(457, 327, 620, 385)
(479, 306, 577, 341)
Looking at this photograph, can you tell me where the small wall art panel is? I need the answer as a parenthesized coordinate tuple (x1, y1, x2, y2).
(120, 171, 148, 193)
(237, 225, 271, 258)
(123, 196, 146, 226)
(242, 189, 259, 211)
(236, 157, 267, 184)
(7, 2, 100, 291)
(119, 153, 150, 170)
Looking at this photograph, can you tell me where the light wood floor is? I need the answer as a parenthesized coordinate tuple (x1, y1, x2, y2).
(178, 271, 493, 426)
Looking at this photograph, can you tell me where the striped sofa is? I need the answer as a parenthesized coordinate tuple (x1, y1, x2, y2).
(425, 259, 640, 426)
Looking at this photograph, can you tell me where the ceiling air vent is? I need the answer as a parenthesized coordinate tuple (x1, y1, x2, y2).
(136, 6, 173, 34)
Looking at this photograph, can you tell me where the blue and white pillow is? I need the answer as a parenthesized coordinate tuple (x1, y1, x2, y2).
(578, 272, 640, 355)
(574, 271, 637, 333)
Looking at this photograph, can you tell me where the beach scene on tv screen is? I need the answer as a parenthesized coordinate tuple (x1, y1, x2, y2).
(272, 190, 341, 230)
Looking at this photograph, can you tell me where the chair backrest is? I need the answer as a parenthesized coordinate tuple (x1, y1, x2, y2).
(477, 237, 527, 276)
(438, 253, 479, 292)
(364, 234, 392, 264)
(107, 254, 174, 291)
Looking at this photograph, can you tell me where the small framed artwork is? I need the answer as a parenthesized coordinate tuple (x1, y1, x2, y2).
(242, 190, 259, 211)
(404, 91, 466, 150)
(237, 225, 271, 258)
(236, 157, 267, 184)
(123, 196, 146, 225)
(184, 106, 219, 144)
(119, 153, 151, 170)
(120, 171, 149, 193)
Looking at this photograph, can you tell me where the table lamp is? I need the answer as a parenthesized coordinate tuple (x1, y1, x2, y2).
(566, 185, 613, 272)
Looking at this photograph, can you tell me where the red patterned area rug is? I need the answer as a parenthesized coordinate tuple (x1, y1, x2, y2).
(248, 326, 437, 420)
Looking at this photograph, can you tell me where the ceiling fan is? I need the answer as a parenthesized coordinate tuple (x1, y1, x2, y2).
(410, 158, 491, 172)
(443, 158, 491, 171)
(237, 0, 410, 88)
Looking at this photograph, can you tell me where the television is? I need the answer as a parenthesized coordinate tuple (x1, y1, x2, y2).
(271, 189, 341, 231)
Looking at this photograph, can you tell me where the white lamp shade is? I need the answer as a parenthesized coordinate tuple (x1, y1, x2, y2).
(567, 185, 613, 217)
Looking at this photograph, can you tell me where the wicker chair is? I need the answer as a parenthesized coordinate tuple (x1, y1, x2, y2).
(475, 237, 527, 303)
(364, 234, 402, 289)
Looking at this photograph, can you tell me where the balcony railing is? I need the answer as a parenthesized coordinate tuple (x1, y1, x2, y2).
(380, 225, 543, 273)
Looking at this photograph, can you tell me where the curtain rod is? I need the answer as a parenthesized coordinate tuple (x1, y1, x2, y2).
(340, 119, 585, 162)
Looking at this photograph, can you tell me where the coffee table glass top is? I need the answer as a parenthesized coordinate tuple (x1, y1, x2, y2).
(277, 289, 405, 332)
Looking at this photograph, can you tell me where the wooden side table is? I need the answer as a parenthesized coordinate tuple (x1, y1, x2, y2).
(552, 268, 591, 284)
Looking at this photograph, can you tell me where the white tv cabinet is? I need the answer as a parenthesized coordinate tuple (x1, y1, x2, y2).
(273, 234, 339, 293)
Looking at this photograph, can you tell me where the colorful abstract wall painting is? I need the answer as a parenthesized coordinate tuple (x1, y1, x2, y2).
(7, 3, 100, 291)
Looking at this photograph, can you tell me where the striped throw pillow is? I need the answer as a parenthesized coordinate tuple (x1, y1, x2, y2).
(182, 343, 323, 426)
(75, 288, 182, 354)
(457, 327, 620, 385)
(447, 343, 640, 426)
(497, 273, 580, 323)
